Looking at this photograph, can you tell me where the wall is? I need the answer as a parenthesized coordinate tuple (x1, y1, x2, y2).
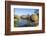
(0, 0, 46, 36)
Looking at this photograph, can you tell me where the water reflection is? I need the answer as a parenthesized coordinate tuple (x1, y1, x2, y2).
(18, 19, 28, 27)
(14, 18, 38, 27)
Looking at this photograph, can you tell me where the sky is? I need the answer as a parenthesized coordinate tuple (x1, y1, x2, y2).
(14, 8, 39, 16)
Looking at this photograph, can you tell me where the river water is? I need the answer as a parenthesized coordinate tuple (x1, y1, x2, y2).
(15, 19, 38, 27)
(18, 19, 29, 27)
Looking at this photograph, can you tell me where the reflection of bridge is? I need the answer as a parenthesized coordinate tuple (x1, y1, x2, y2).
(17, 18, 30, 27)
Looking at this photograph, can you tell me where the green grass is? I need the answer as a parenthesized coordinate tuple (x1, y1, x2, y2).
(14, 19, 19, 27)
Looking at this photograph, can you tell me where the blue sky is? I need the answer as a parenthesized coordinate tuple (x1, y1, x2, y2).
(14, 8, 39, 16)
